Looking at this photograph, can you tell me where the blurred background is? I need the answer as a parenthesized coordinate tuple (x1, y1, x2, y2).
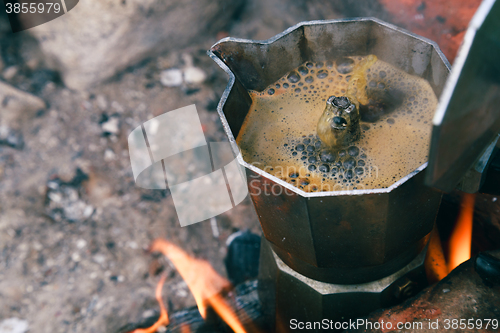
(1, 0, 496, 332)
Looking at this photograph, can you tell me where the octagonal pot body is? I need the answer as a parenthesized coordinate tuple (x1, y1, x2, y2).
(209, 18, 449, 283)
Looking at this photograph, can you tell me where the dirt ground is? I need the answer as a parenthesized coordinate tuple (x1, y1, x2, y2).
(0, 1, 484, 333)
(0, 2, 346, 332)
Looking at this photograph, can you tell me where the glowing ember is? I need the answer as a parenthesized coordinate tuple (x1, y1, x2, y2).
(448, 193, 476, 272)
(180, 324, 190, 333)
(150, 239, 248, 333)
(130, 274, 169, 333)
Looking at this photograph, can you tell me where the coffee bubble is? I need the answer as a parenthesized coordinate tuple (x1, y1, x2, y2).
(287, 71, 301, 83)
(320, 151, 335, 163)
(344, 157, 356, 169)
(336, 58, 355, 74)
(298, 66, 309, 75)
(354, 167, 364, 175)
(319, 164, 330, 173)
(347, 146, 360, 157)
(317, 70, 328, 79)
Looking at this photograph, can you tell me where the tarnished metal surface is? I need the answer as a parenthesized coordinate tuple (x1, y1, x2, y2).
(208, 18, 449, 283)
(456, 134, 500, 193)
(258, 238, 428, 333)
(427, 0, 500, 192)
(253, 168, 437, 284)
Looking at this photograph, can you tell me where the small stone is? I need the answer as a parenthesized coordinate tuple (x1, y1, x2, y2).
(142, 309, 156, 319)
(0, 126, 24, 150)
(0, 318, 29, 333)
(183, 67, 206, 85)
(111, 101, 124, 113)
(101, 117, 120, 135)
(0, 81, 46, 123)
(71, 253, 81, 262)
(96, 95, 108, 111)
(2, 66, 18, 80)
(160, 68, 183, 87)
(26, 58, 39, 71)
(48, 192, 62, 203)
(32, 242, 43, 251)
(127, 241, 138, 249)
(93, 254, 106, 265)
(76, 239, 87, 249)
(104, 149, 116, 161)
(83, 205, 94, 218)
(43, 82, 56, 93)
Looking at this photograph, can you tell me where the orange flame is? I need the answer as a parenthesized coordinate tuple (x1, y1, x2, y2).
(424, 224, 448, 283)
(150, 239, 248, 333)
(130, 274, 169, 333)
(448, 193, 476, 272)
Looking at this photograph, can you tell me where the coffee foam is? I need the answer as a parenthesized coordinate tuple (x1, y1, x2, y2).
(236, 57, 437, 192)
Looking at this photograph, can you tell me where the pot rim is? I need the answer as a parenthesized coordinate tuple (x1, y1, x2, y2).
(207, 17, 450, 198)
